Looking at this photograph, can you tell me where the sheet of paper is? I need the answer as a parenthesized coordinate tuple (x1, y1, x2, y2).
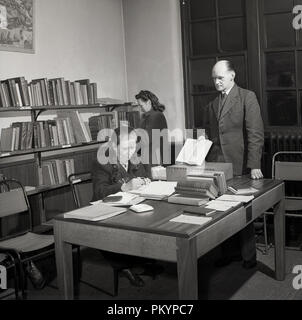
(217, 194, 254, 203)
(170, 214, 212, 226)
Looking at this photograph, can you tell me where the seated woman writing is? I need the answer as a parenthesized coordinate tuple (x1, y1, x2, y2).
(91, 126, 151, 287)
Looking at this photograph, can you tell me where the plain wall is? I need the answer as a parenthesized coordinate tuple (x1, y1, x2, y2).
(123, 0, 185, 139)
(0, 0, 127, 99)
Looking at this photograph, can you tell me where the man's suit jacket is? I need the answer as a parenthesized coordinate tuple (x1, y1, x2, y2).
(205, 84, 264, 176)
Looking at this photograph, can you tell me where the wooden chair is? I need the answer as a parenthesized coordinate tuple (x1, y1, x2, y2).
(0, 179, 54, 299)
(68, 172, 120, 296)
(262, 151, 302, 252)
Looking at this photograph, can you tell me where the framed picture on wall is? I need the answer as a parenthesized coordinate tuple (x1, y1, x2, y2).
(0, 0, 35, 53)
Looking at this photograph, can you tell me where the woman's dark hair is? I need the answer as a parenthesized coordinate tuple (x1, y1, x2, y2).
(135, 90, 165, 112)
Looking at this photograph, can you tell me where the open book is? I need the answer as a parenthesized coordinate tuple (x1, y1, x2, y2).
(91, 192, 145, 207)
(64, 203, 127, 221)
(176, 137, 212, 166)
(130, 181, 177, 200)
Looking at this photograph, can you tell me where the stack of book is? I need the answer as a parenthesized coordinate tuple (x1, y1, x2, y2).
(0, 111, 91, 152)
(41, 159, 75, 186)
(168, 194, 209, 206)
(0, 77, 98, 108)
(174, 178, 219, 200)
(187, 171, 227, 196)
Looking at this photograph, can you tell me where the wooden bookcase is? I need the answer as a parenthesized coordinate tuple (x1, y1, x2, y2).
(0, 102, 139, 226)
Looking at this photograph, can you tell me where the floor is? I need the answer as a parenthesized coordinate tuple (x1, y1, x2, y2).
(9, 244, 301, 300)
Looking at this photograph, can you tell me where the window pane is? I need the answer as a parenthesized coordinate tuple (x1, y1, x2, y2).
(266, 52, 295, 87)
(267, 91, 297, 126)
(191, 21, 217, 55)
(219, 18, 247, 51)
(220, 55, 247, 88)
(190, 58, 216, 92)
(193, 94, 217, 128)
(218, 0, 244, 16)
(263, 0, 294, 13)
(265, 13, 295, 48)
(190, 0, 216, 20)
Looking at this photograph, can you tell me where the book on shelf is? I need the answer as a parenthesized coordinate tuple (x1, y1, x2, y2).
(41, 158, 75, 186)
(0, 122, 33, 152)
(57, 110, 91, 143)
(1, 82, 12, 107)
(31, 78, 50, 106)
(7, 77, 30, 107)
(64, 203, 127, 221)
(0, 111, 95, 152)
(88, 113, 116, 141)
(75, 79, 90, 105)
(0, 76, 99, 108)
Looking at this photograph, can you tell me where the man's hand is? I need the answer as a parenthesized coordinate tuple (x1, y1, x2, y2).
(251, 169, 263, 180)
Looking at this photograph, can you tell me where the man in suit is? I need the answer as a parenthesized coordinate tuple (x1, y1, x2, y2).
(205, 60, 264, 268)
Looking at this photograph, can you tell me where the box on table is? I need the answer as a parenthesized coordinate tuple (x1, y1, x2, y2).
(166, 162, 233, 182)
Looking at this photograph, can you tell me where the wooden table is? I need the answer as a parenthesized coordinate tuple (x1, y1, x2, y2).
(54, 177, 285, 299)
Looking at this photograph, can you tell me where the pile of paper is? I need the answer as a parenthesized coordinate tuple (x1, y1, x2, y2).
(217, 194, 254, 203)
(205, 194, 254, 212)
(64, 203, 126, 221)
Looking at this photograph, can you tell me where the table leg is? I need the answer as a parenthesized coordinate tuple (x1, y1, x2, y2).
(54, 221, 74, 299)
(274, 184, 285, 281)
(176, 238, 198, 300)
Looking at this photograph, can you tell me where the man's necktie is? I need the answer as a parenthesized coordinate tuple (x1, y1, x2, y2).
(219, 92, 227, 118)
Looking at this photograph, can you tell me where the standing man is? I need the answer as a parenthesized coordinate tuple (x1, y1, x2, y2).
(205, 60, 264, 268)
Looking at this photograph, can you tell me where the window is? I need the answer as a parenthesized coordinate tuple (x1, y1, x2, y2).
(183, 0, 247, 129)
(260, 0, 302, 126)
(181, 0, 302, 129)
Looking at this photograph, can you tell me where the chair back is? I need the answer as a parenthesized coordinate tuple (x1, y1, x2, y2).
(273, 151, 302, 181)
(68, 172, 93, 208)
(272, 151, 302, 212)
(0, 179, 32, 241)
(274, 162, 302, 181)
